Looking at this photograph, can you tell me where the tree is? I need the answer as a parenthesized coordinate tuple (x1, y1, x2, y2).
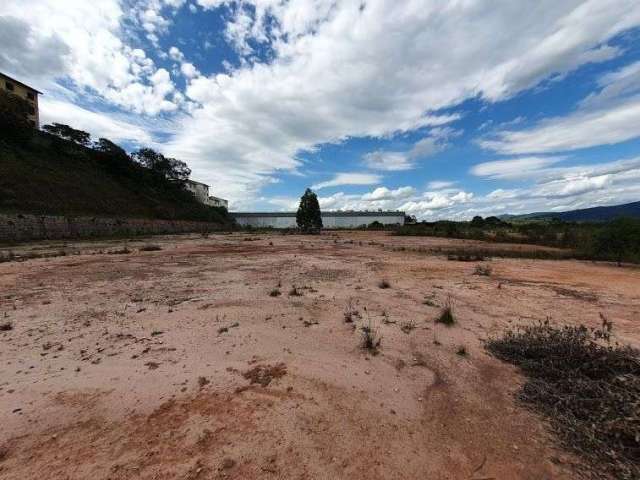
(592, 218, 640, 265)
(94, 138, 133, 175)
(0, 90, 33, 144)
(132, 147, 191, 183)
(42, 123, 91, 147)
(470, 215, 484, 227)
(296, 188, 322, 233)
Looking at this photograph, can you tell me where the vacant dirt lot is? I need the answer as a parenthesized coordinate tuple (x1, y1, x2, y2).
(1, 231, 639, 479)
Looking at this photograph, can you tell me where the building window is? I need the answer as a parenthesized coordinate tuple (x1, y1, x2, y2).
(28, 106, 35, 115)
(5, 81, 14, 91)
(27, 92, 35, 101)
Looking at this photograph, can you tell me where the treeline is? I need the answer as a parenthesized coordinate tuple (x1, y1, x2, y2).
(0, 90, 229, 223)
(397, 216, 640, 265)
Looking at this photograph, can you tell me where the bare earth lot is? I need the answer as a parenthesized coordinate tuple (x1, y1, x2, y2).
(1, 231, 639, 479)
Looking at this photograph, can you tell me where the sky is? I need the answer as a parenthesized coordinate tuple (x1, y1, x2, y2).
(2, 1, 640, 218)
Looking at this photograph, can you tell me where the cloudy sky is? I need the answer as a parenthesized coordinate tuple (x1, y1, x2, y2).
(2, 1, 640, 218)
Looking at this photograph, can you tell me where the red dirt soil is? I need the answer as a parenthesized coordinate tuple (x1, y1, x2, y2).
(1, 231, 639, 479)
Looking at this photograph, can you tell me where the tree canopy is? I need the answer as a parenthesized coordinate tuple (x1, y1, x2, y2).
(42, 123, 91, 147)
(131, 148, 191, 183)
(296, 188, 322, 233)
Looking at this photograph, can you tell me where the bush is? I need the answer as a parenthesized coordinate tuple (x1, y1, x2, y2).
(486, 318, 640, 480)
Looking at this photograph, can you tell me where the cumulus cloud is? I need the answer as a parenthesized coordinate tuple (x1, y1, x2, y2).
(361, 187, 416, 201)
(312, 173, 382, 190)
(0, 16, 69, 81)
(1, 0, 178, 115)
(165, 0, 640, 200)
(3, 0, 640, 206)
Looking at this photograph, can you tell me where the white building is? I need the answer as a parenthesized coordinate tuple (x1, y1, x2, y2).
(231, 211, 405, 229)
(185, 180, 228, 209)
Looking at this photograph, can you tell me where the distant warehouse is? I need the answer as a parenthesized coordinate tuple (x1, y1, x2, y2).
(231, 211, 405, 229)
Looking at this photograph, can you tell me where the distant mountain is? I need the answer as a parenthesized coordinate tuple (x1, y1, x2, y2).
(501, 201, 640, 222)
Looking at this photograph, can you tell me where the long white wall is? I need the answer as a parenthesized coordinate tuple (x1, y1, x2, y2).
(232, 212, 405, 229)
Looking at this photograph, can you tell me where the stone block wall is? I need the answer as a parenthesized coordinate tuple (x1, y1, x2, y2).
(0, 213, 225, 243)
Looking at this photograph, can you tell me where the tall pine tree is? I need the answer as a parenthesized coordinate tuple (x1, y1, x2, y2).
(296, 188, 323, 233)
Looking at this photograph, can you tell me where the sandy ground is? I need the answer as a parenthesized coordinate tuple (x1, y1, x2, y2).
(1, 231, 639, 480)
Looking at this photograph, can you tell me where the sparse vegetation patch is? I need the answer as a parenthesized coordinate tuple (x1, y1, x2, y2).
(486, 318, 640, 480)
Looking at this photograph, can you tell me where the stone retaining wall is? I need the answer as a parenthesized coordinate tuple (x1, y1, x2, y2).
(0, 213, 225, 243)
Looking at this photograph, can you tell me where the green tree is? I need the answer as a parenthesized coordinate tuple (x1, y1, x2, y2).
(296, 188, 322, 233)
(94, 138, 133, 175)
(132, 147, 191, 183)
(592, 218, 640, 265)
(42, 123, 91, 146)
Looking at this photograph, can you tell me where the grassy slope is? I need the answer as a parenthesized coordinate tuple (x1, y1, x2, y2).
(0, 134, 230, 224)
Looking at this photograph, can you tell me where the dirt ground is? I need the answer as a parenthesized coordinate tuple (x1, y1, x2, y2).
(1, 231, 639, 480)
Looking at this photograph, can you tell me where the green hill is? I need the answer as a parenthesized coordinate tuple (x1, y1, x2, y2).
(0, 130, 230, 225)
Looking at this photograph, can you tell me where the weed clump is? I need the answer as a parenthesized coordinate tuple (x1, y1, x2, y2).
(360, 317, 382, 354)
(288, 286, 302, 296)
(456, 345, 467, 356)
(378, 279, 391, 289)
(486, 317, 640, 480)
(343, 298, 359, 323)
(473, 264, 492, 276)
(0, 321, 14, 331)
(269, 288, 281, 297)
(435, 297, 455, 326)
(400, 319, 416, 334)
(139, 244, 162, 252)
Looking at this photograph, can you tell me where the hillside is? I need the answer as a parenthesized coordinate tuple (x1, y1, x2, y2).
(0, 131, 230, 224)
(502, 201, 640, 222)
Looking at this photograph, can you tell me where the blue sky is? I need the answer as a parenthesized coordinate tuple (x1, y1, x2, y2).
(2, 1, 640, 218)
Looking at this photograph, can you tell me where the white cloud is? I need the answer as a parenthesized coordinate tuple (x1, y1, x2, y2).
(0, 0, 178, 115)
(3, 0, 640, 206)
(165, 1, 640, 201)
(481, 60, 640, 155)
(169, 46, 185, 61)
(470, 156, 565, 179)
(363, 127, 460, 171)
(363, 151, 414, 171)
(312, 173, 382, 190)
(180, 62, 199, 78)
(427, 180, 456, 190)
(361, 187, 415, 201)
(39, 98, 155, 146)
(481, 98, 640, 154)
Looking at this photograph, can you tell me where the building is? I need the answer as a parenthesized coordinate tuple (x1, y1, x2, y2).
(184, 179, 229, 209)
(0, 72, 41, 128)
(231, 211, 405, 229)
